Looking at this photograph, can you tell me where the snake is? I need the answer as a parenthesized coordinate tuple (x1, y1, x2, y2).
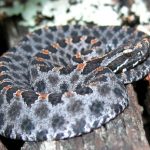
(0, 25, 150, 141)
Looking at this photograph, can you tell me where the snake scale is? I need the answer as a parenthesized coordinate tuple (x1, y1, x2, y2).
(0, 25, 150, 141)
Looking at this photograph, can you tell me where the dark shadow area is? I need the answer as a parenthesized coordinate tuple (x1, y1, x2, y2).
(133, 80, 148, 109)
(0, 21, 9, 54)
(133, 79, 150, 144)
(0, 135, 24, 150)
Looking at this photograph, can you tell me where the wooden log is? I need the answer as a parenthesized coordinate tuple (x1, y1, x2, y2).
(0, 141, 7, 150)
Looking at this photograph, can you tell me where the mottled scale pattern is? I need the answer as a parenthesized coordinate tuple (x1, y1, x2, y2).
(0, 25, 150, 141)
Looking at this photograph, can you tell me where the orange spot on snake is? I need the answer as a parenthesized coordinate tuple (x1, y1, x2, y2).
(75, 52, 81, 59)
(3, 85, 12, 90)
(65, 37, 72, 45)
(15, 90, 22, 97)
(96, 66, 105, 72)
(65, 91, 74, 98)
(91, 39, 98, 44)
(80, 36, 86, 41)
(52, 43, 60, 49)
(35, 57, 44, 62)
(38, 93, 48, 100)
(42, 49, 49, 55)
(77, 63, 86, 71)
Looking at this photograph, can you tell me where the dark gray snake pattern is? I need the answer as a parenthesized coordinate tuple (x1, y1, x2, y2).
(0, 25, 150, 141)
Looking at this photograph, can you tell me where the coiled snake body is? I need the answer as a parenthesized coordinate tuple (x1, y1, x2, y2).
(0, 25, 150, 141)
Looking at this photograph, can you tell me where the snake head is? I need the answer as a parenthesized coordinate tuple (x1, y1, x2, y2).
(101, 37, 150, 73)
